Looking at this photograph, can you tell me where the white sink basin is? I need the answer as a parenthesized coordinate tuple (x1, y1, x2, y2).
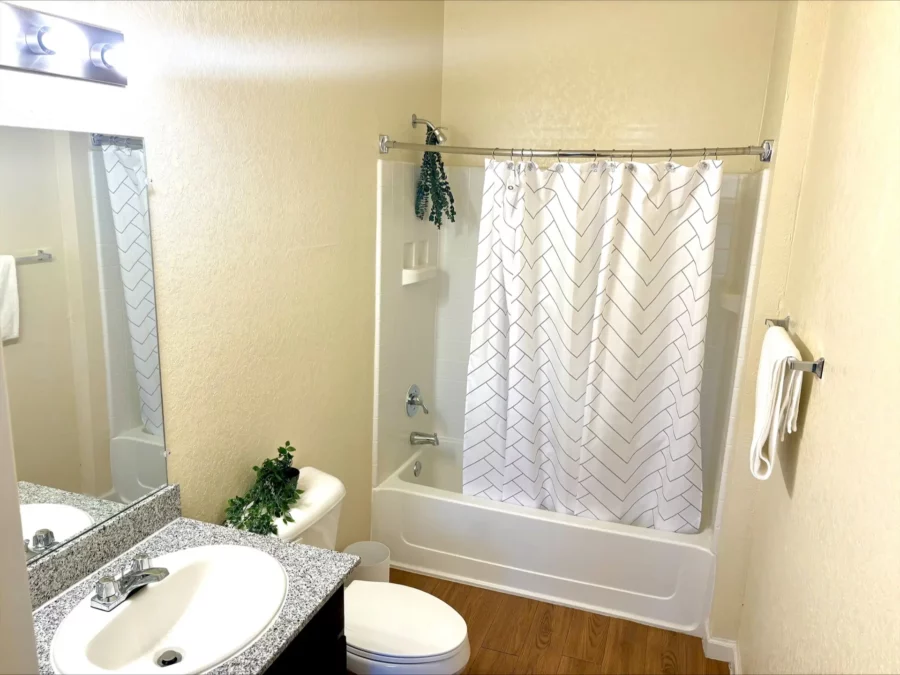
(20, 503, 94, 545)
(50, 544, 287, 674)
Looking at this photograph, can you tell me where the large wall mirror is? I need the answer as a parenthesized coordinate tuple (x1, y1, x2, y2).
(0, 125, 167, 563)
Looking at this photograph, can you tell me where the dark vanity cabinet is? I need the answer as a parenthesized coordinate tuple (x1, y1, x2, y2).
(266, 586, 346, 673)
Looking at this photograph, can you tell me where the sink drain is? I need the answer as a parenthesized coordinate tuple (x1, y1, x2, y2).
(156, 650, 183, 667)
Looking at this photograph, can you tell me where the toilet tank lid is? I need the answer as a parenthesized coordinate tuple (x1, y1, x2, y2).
(274, 467, 345, 542)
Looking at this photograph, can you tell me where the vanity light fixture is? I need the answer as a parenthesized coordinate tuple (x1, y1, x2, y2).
(0, 1, 127, 86)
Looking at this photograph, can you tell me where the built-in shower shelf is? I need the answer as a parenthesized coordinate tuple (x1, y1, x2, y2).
(401, 265, 437, 286)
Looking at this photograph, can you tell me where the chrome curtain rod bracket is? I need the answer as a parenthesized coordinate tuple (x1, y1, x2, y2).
(765, 317, 825, 379)
(378, 133, 775, 162)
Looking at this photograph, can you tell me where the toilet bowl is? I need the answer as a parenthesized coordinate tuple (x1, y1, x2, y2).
(277, 467, 470, 675)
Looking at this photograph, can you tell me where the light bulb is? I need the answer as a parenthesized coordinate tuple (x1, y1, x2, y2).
(90, 42, 127, 75)
(38, 24, 88, 57)
(101, 43, 126, 73)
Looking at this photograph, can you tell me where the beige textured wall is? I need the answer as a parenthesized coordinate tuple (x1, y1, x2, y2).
(710, 0, 828, 639)
(440, 1, 779, 172)
(0, 351, 38, 674)
(736, 2, 900, 671)
(1, 128, 113, 497)
(0, 1, 443, 547)
(64, 132, 113, 496)
(0, 127, 85, 493)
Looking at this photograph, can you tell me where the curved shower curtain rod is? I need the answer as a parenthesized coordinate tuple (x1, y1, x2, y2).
(380, 114, 774, 162)
(380, 135, 774, 162)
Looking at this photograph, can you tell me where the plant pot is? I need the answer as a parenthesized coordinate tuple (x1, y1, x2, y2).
(284, 467, 300, 489)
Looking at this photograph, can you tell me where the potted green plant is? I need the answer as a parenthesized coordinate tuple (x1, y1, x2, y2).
(224, 441, 303, 536)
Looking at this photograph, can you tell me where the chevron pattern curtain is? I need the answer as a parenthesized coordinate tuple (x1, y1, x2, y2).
(462, 159, 723, 533)
(101, 146, 163, 437)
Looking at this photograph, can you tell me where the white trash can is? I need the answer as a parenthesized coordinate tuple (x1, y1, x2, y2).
(343, 541, 391, 583)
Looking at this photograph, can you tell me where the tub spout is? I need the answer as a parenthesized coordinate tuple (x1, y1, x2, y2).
(410, 432, 439, 446)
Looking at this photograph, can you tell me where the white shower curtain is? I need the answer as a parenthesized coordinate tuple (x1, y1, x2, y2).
(462, 159, 723, 533)
(101, 145, 163, 436)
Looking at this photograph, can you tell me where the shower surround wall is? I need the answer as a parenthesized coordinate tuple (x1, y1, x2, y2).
(373, 161, 439, 484)
(90, 149, 166, 503)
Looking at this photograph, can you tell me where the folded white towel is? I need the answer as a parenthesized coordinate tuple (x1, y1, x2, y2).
(0, 256, 19, 342)
(750, 326, 803, 480)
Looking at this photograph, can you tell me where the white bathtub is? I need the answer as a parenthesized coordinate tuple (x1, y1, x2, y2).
(372, 446, 715, 634)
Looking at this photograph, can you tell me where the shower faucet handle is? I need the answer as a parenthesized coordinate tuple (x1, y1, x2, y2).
(406, 384, 429, 416)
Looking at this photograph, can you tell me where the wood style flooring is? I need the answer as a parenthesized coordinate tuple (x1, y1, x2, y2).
(389, 569, 730, 675)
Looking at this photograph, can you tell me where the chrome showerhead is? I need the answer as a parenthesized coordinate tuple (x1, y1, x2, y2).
(411, 113, 446, 145)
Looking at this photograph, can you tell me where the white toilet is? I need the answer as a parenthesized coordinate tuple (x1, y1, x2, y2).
(276, 467, 471, 675)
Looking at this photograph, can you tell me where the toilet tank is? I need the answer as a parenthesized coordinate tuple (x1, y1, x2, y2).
(275, 467, 346, 550)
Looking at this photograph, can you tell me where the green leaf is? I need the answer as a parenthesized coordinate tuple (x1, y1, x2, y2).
(415, 129, 456, 230)
(224, 442, 306, 536)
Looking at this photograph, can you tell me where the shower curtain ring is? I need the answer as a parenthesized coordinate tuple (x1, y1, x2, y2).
(492, 148, 498, 160)
(557, 149, 562, 163)
(702, 147, 707, 160)
(668, 148, 673, 162)
(510, 147, 515, 161)
(714, 147, 719, 160)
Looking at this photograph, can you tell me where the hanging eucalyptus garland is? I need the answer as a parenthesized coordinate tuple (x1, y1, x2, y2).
(415, 129, 456, 229)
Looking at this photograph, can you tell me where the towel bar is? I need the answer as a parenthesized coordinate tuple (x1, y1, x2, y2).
(765, 317, 826, 379)
(14, 249, 53, 265)
(788, 357, 825, 379)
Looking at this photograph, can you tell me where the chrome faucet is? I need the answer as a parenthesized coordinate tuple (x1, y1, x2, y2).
(406, 385, 430, 416)
(410, 431, 439, 446)
(91, 553, 169, 611)
(24, 528, 58, 559)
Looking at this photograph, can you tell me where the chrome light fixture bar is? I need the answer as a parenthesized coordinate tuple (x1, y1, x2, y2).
(0, 2, 126, 86)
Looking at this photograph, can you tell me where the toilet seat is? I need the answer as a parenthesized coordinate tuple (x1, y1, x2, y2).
(345, 581, 469, 672)
(347, 641, 469, 665)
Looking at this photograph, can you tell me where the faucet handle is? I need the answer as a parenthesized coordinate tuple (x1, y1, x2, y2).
(32, 528, 56, 551)
(130, 554, 153, 572)
(95, 576, 119, 602)
(406, 384, 430, 416)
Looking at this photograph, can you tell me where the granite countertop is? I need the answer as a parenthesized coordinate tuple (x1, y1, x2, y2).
(32, 517, 359, 674)
(19, 481, 126, 528)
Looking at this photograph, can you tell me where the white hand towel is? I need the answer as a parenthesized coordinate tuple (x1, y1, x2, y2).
(0, 256, 19, 342)
(750, 326, 802, 480)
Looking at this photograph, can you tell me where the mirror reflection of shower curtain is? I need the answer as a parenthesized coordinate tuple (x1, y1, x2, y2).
(462, 159, 723, 533)
(100, 145, 162, 436)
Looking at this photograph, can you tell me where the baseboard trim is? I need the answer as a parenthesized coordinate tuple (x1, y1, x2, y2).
(703, 620, 740, 673)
